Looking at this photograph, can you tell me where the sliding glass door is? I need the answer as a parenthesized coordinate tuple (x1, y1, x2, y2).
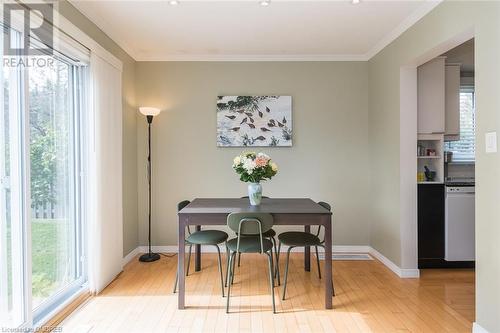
(29, 54, 87, 323)
(1, 26, 28, 329)
(1, 22, 88, 328)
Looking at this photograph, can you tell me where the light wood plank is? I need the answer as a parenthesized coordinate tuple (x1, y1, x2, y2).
(60, 254, 474, 333)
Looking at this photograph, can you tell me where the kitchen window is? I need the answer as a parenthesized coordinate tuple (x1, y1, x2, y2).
(445, 87, 475, 162)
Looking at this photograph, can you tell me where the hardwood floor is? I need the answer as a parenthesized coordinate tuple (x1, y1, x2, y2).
(61, 253, 474, 332)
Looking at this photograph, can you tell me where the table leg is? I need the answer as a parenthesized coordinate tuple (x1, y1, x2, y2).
(304, 225, 311, 271)
(323, 215, 333, 309)
(195, 226, 201, 271)
(178, 215, 186, 309)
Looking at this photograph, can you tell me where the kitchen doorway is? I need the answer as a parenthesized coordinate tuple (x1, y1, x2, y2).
(416, 39, 476, 269)
(398, 28, 476, 274)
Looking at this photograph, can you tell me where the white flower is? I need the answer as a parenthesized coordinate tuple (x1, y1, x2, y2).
(242, 157, 256, 174)
(233, 156, 241, 166)
(271, 162, 278, 172)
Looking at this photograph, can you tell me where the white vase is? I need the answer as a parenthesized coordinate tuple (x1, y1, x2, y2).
(247, 182, 262, 206)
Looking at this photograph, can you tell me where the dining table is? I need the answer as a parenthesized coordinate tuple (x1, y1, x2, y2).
(177, 198, 334, 309)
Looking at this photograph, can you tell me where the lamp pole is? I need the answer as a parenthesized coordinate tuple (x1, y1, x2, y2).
(139, 114, 160, 262)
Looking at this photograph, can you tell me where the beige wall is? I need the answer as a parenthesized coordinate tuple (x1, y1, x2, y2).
(369, 2, 500, 331)
(135, 62, 371, 247)
(57, 2, 138, 256)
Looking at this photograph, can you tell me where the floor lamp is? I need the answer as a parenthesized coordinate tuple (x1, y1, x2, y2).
(139, 107, 161, 262)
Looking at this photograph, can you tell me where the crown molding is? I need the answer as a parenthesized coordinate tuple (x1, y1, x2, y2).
(134, 54, 369, 62)
(70, 0, 442, 63)
(364, 0, 442, 60)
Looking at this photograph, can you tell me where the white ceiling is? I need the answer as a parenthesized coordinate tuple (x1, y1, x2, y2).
(70, 0, 440, 61)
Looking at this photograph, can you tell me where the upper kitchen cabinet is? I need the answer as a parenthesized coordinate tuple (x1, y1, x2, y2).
(445, 64, 461, 139)
(418, 57, 445, 134)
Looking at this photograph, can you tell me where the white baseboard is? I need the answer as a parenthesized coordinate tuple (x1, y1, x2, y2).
(473, 322, 490, 333)
(123, 244, 419, 279)
(134, 245, 371, 254)
(399, 268, 420, 278)
(368, 247, 420, 278)
(333, 245, 371, 253)
(122, 247, 140, 266)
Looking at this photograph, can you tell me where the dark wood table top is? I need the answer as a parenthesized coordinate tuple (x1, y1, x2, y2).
(179, 198, 332, 215)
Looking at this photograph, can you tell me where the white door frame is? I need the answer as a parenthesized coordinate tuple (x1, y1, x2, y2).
(399, 28, 475, 271)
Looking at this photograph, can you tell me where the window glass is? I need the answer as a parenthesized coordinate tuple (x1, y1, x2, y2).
(1, 26, 26, 329)
(29, 58, 81, 310)
(446, 89, 475, 162)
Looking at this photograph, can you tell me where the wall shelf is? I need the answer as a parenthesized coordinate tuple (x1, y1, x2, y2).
(417, 134, 444, 183)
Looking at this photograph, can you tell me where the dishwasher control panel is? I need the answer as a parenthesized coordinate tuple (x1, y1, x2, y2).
(446, 186, 475, 193)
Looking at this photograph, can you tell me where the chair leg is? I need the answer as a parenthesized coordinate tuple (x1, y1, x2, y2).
(267, 252, 276, 314)
(225, 243, 230, 287)
(231, 249, 237, 285)
(226, 251, 236, 313)
(173, 270, 178, 293)
(186, 244, 193, 276)
(269, 248, 274, 286)
(238, 252, 241, 267)
(215, 245, 225, 297)
(282, 246, 294, 300)
(315, 246, 322, 279)
(271, 237, 280, 286)
(276, 242, 281, 281)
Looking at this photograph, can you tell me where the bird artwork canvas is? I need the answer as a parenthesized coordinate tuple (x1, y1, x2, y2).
(217, 96, 292, 147)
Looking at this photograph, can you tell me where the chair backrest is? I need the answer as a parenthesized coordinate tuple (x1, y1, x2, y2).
(227, 212, 273, 234)
(318, 201, 331, 212)
(178, 200, 190, 211)
(315, 201, 332, 239)
(227, 212, 274, 253)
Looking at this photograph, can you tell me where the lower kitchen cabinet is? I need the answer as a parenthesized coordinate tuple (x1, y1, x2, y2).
(418, 184, 445, 267)
(418, 183, 475, 268)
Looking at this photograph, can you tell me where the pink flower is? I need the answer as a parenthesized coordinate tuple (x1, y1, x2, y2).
(255, 156, 268, 167)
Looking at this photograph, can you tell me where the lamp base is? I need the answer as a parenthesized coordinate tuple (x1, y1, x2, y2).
(139, 252, 161, 262)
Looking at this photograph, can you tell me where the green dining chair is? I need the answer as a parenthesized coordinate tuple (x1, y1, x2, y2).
(236, 196, 280, 286)
(226, 212, 276, 313)
(173, 200, 228, 297)
(277, 201, 335, 300)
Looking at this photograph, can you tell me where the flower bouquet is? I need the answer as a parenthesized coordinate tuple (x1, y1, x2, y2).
(232, 152, 278, 206)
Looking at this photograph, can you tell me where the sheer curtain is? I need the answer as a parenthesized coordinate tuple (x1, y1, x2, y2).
(88, 52, 123, 293)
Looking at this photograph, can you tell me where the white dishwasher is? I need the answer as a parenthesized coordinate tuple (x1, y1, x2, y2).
(445, 185, 475, 261)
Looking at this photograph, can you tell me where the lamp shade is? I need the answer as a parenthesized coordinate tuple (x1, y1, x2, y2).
(139, 107, 161, 116)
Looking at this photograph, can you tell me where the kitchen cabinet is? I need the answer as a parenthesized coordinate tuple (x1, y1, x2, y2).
(445, 64, 461, 139)
(418, 184, 444, 267)
(418, 57, 445, 134)
(418, 183, 475, 268)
